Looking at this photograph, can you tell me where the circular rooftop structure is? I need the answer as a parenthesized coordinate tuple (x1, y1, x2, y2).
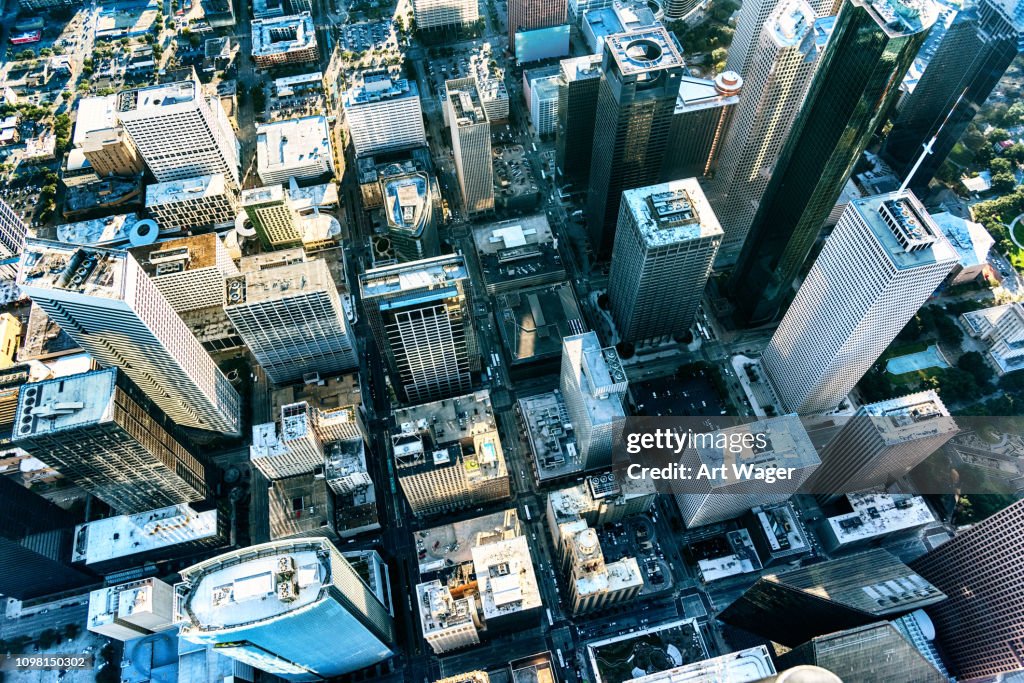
(625, 38, 664, 64)
(715, 71, 743, 96)
(774, 666, 844, 683)
(128, 218, 159, 247)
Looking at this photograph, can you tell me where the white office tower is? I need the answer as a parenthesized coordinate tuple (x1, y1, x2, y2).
(255, 116, 335, 185)
(674, 415, 820, 527)
(412, 0, 479, 30)
(961, 302, 1024, 375)
(445, 78, 494, 215)
(762, 191, 958, 415)
(251, 402, 326, 480)
(117, 76, 240, 186)
(726, 0, 835, 80)
(176, 539, 395, 682)
(608, 179, 723, 345)
(706, 0, 820, 263)
(88, 578, 175, 641)
(416, 580, 482, 654)
(529, 75, 560, 136)
(344, 71, 427, 157)
(145, 174, 239, 232)
(808, 391, 958, 500)
(0, 198, 27, 257)
(560, 332, 627, 470)
(225, 250, 357, 385)
(129, 233, 240, 313)
(17, 240, 241, 435)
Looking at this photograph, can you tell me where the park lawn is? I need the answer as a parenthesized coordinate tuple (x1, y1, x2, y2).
(879, 339, 932, 363)
(887, 364, 945, 388)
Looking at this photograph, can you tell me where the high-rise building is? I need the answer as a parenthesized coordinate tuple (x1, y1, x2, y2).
(883, 0, 1024, 193)
(255, 116, 336, 185)
(117, 75, 240, 186)
(145, 174, 240, 232)
(129, 233, 240, 313)
(673, 415, 819, 527)
(446, 78, 494, 215)
(13, 369, 208, 513)
(608, 178, 723, 345)
(417, 580, 482, 653)
(662, 72, 742, 180)
(529, 74, 560, 136)
(411, 0, 479, 30)
(586, 27, 684, 258)
(0, 197, 27, 258)
(807, 391, 958, 500)
(726, 0, 836, 79)
(662, 0, 701, 21)
(555, 54, 602, 185)
(80, 127, 145, 178)
(176, 538, 395, 682)
(225, 250, 357, 385)
(508, 0, 567, 44)
(719, 548, 946, 647)
(560, 332, 627, 470)
(251, 401, 326, 480)
(360, 255, 478, 404)
(728, 0, 938, 325)
(0, 476, 95, 600)
(343, 71, 427, 157)
(910, 499, 1024, 680)
(707, 0, 822, 264)
(87, 578, 175, 641)
(761, 191, 957, 414)
(381, 171, 440, 262)
(18, 240, 242, 434)
(241, 185, 303, 250)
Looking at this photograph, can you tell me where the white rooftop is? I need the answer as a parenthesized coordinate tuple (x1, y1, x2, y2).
(472, 535, 541, 620)
(146, 174, 228, 206)
(256, 116, 332, 175)
(930, 211, 994, 269)
(860, 390, 957, 444)
(251, 12, 317, 57)
(826, 492, 935, 545)
(72, 504, 220, 565)
(627, 646, 775, 683)
(624, 178, 724, 248)
(73, 95, 119, 146)
(14, 368, 117, 437)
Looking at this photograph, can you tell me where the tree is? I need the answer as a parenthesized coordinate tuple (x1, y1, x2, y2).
(63, 623, 80, 640)
(992, 172, 1017, 193)
(991, 157, 1013, 175)
(958, 350, 994, 388)
(36, 629, 59, 649)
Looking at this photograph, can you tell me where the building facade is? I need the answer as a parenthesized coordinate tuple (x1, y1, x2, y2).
(129, 233, 240, 313)
(145, 174, 239, 232)
(344, 72, 427, 157)
(411, 0, 480, 29)
(446, 78, 495, 215)
(80, 127, 145, 178)
(560, 332, 627, 470)
(662, 72, 742, 180)
(241, 185, 304, 250)
(555, 54, 602, 185)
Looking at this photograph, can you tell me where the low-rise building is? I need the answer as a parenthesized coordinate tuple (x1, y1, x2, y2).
(417, 580, 482, 654)
(962, 302, 1024, 375)
(822, 492, 936, 553)
(473, 214, 566, 295)
(931, 211, 994, 285)
(251, 13, 319, 68)
(87, 578, 175, 641)
(256, 116, 335, 184)
(145, 174, 239, 232)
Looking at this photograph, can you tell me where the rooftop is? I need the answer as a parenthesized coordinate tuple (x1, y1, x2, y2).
(226, 253, 336, 306)
(749, 502, 809, 557)
(559, 54, 603, 82)
(930, 211, 994, 269)
(623, 179, 724, 248)
(496, 281, 586, 364)
(55, 213, 163, 247)
(344, 71, 419, 108)
(256, 116, 332, 175)
(72, 504, 220, 565)
(519, 391, 583, 481)
(564, 332, 628, 424)
(251, 13, 317, 57)
(360, 254, 468, 299)
(241, 184, 286, 207)
(73, 95, 119, 146)
(857, 0, 939, 37)
(446, 79, 488, 125)
(587, 618, 707, 683)
(691, 415, 820, 486)
(416, 579, 477, 636)
(267, 473, 335, 540)
(472, 535, 541, 619)
(117, 79, 198, 114)
(383, 172, 430, 235)
(146, 174, 229, 207)
(696, 529, 762, 582)
(769, 0, 815, 47)
(417, 508, 520, 576)
(13, 368, 117, 438)
(606, 26, 683, 77)
(826, 492, 935, 545)
(854, 192, 957, 268)
(532, 75, 560, 101)
(860, 390, 957, 444)
(130, 233, 222, 278)
(270, 370, 362, 417)
(675, 73, 742, 114)
(626, 646, 775, 683)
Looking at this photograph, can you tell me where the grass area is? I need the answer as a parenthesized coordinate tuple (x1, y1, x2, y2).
(889, 366, 944, 387)
(948, 142, 974, 167)
(879, 339, 931, 363)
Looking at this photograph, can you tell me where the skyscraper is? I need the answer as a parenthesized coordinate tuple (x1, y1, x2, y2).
(176, 538, 395, 682)
(662, 72, 742, 181)
(445, 78, 495, 215)
(729, 0, 938, 325)
(586, 26, 685, 258)
(508, 0, 567, 44)
(608, 178, 723, 345)
(726, 0, 836, 79)
(910, 499, 1024, 681)
(130, 233, 240, 314)
(882, 0, 1024, 192)
(360, 255, 479, 404)
(144, 174, 240, 232)
(0, 197, 27, 258)
(706, 0, 822, 264)
(225, 250, 357, 385)
(117, 74, 240, 186)
(18, 240, 241, 435)
(807, 391, 958, 500)
(411, 0, 479, 30)
(381, 170, 440, 262)
(13, 369, 208, 513)
(560, 332, 627, 470)
(555, 54, 602, 185)
(241, 185, 304, 250)
(761, 191, 957, 415)
(343, 71, 427, 157)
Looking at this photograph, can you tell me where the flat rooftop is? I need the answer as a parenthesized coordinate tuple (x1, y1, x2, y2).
(383, 172, 430, 234)
(860, 390, 957, 444)
(559, 54, 602, 82)
(226, 254, 336, 306)
(623, 179, 724, 248)
(826, 492, 935, 545)
(472, 534, 541, 620)
(268, 473, 335, 540)
(14, 368, 116, 438)
(605, 26, 683, 77)
(851, 191, 957, 269)
(675, 73, 742, 114)
(473, 214, 554, 254)
(930, 212, 994, 269)
(769, 0, 815, 47)
(271, 371, 362, 416)
(73, 95, 119, 146)
(118, 79, 198, 114)
(19, 241, 130, 300)
(564, 332, 627, 425)
(587, 618, 706, 683)
(146, 174, 228, 207)
(251, 12, 317, 56)
(256, 116, 332, 174)
(858, 0, 938, 37)
(417, 508, 520, 576)
(359, 254, 468, 299)
(130, 233, 222, 277)
(344, 71, 419, 108)
(750, 502, 809, 557)
(497, 282, 585, 364)
(72, 504, 220, 565)
(241, 184, 286, 206)
(446, 79, 488, 125)
(696, 529, 762, 583)
(519, 391, 583, 481)
(55, 213, 164, 247)
(392, 389, 496, 445)
(625, 646, 775, 683)
(692, 415, 820, 486)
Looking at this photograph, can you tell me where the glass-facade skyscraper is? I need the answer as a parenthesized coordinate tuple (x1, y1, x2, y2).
(728, 0, 937, 326)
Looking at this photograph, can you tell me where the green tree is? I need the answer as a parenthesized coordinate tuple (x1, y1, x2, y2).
(992, 171, 1017, 193)
(991, 157, 1013, 175)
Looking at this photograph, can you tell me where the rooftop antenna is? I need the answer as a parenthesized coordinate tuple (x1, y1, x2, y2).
(897, 87, 969, 196)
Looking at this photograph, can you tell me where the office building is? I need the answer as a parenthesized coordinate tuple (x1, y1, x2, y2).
(117, 75, 240, 186)
(807, 391, 957, 499)
(587, 619, 709, 683)
(961, 302, 1024, 375)
(707, 0, 821, 263)
(434, 674, 489, 683)
(360, 255, 478, 404)
(545, 473, 656, 543)
(145, 174, 239, 232)
(726, 0, 836, 79)
(0, 198, 27, 258)
(564, 526, 642, 614)
(761, 192, 957, 414)
(729, 0, 937, 325)
(0, 476, 95, 601)
(473, 214, 567, 295)
(256, 116, 335, 185)
(560, 332, 627, 470)
(745, 502, 811, 566)
(225, 250, 357, 385)
(779, 622, 946, 683)
(382, 170, 440, 262)
(13, 369, 208, 514)
(496, 281, 585, 367)
(130, 233, 240, 313)
(251, 13, 319, 68)
(821, 493, 936, 553)
(883, 0, 1024, 192)
(416, 580, 482, 653)
(267, 472, 338, 541)
(469, 45, 510, 122)
(608, 179, 723, 345)
(344, 71, 427, 157)
(241, 184, 303, 250)
(508, 0, 567, 44)
(446, 78, 494, 215)
(582, 0, 659, 54)
(529, 74, 560, 136)
(555, 54, 602, 185)
(391, 390, 510, 516)
(620, 646, 777, 683)
(674, 415, 819, 527)
(87, 578, 175, 641)
(663, 72, 742, 180)
(80, 127, 144, 178)
(18, 241, 241, 434)
(176, 539, 395, 682)
(910, 499, 1024, 680)
(72, 504, 226, 574)
(471, 534, 543, 631)
(586, 27, 685, 258)
(930, 212, 994, 285)
(325, 438, 380, 538)
(251, 401, 326, 480)
(719, 548, 946, 647)
(411, 0, 479, 30)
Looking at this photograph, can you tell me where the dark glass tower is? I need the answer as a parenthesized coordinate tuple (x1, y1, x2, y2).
(728, 0, 937, 326)
(883, 0, 1024, 193)
(556, 54, 602, 187)
(585, 27, 685, 259)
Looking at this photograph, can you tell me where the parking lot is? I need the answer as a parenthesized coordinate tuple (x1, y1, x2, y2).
(631, 368, 730, 418)
(596, 513, 674, 596)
